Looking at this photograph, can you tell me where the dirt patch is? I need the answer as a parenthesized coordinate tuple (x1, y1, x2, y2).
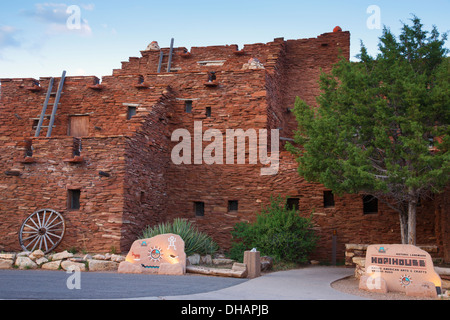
(331, 276, 443, 300)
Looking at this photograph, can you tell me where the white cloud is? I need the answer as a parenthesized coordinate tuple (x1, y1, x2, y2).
(0, 26, 20, 47)
(21, 3, 93, 36)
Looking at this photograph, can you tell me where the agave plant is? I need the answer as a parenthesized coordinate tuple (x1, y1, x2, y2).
(140, 218, 219, 256)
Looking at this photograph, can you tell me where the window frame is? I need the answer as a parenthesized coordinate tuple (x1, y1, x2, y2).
(68, 189, 81, 211)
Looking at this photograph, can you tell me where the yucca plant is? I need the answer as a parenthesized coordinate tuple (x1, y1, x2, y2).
(140, 218, 219, 256)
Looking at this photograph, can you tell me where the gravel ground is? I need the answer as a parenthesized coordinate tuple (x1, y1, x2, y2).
(331, 275, 448, 300)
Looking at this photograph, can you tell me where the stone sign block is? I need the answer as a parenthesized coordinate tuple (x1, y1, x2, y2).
(361, 244, 442, 296)
(119, 233, 186, 275)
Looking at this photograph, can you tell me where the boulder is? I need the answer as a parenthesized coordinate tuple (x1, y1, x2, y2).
(188, 254, 201, 265)
(92, 254, 107, 260)
(35, 257, 49, 266)
(29, 249, 45, 261)
(0, 253, 16, 260)
(121, 234, 186, 274)
(49, 250, 73, 261)
(118, 261, 143, 274)
(406, 281, 438, 298)
(88, 260, 118, 272)
(0, 259, 14, 269)
(201, 254, 212, 265)
(61, 260, 86, 272)
(15, 256, 38, 270)
(110, 254, 125, 263)
(260, 256, 273, 271)
(159, 262, 185, 276)
(359, 274, 388, 294)
(41, 260, 61, 270)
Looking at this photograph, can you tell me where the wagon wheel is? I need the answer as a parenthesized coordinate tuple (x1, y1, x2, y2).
(19, 209, 65, 254)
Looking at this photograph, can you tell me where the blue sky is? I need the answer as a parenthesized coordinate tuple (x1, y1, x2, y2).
(1, 0, 449, 79)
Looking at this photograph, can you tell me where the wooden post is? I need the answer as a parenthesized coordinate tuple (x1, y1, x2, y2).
(244, 250, 260, 278)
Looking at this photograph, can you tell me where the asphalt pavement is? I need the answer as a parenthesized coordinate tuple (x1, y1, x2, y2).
(0, 265, 365, 300)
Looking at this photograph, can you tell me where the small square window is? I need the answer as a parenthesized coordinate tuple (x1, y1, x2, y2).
(228, 200, 238, 212)
(206, 107, 212, 118)
(194, 201, 204, 217)
(185, 101, 192, 113)
(286, 198, 299, 211)
(363, 195, 378, 214)
(323, 191, 335, 208)
(127, 106, 137, 120)
(68, 189, 81, 210)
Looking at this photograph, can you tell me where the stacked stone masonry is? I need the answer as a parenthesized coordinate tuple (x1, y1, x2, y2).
(0, 29, 448, 263)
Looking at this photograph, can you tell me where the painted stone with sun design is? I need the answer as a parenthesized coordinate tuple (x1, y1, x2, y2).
(118, 233, 186, 275)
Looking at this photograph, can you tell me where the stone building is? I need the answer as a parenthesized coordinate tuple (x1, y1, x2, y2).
(0, 28, 448, 263)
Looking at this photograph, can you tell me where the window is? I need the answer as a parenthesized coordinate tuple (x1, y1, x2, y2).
(286, 198, 299, 211)
(194, 202, 204, 217)
(206, 107, 212, 118)
(228, 200, 238, 212)
(323, 191, 335, 208)
(363, 195, 378, 214)
(68, 189, 81, 210)
(127, 106, 137, 120)
(185, 100, 192, 113)
(69, 115, 90, 137)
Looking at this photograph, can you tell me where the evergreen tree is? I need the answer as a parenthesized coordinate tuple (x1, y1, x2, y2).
(287, 16, 449, 245)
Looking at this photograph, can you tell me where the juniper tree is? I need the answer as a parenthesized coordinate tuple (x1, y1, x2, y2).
(287, 16, 449, 245)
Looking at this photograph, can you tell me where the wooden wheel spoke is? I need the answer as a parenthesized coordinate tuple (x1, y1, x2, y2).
(42, 211, 53, 228)
(47, 221, 64, 230)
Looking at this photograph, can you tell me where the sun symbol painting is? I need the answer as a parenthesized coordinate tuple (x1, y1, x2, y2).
(149, 247, 163, 262)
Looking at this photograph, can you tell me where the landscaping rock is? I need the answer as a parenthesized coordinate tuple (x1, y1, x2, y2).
(260, 256, 273, 271)
(201, 254, 212, 265)
(49, 250, 73, 261)
(92, 254, 107, 260)
(29, 249, 45, 261)
(83, 254, 93, 260)
(17, 251, 30, 257)
(188, 254, 201, 265)
(35, 257, 48, 266)
(41, 260, 61, 270)
(61, 260, 86, 272)
(15, 256, 38, 270)
(0, 253, 16, 260)
(0, 259, 14, 269)
(110, 254, 125, 263)
(88, 259, 118, 272)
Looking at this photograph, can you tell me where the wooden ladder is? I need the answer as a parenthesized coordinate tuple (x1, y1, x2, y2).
(157, 38, 174, 73)
(34, 71, 66, 137)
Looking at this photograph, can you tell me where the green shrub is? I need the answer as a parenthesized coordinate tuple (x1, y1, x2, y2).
(140, 218, 219, 256)
(229, 196, 318, 263)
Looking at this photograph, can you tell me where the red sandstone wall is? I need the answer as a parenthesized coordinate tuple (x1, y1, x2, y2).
(122, 94, 173, 252)
(0, 136, 127, 252)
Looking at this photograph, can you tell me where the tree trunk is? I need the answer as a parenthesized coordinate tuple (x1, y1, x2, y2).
(407, 197, 417, 245)
(399, 209, 408, 244)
